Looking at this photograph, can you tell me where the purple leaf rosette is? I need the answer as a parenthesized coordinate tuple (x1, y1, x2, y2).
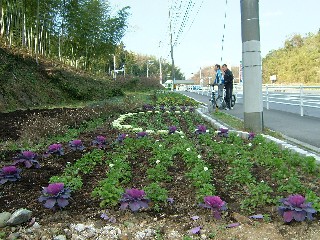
(218, 128, 229, 137)
(278, 194, 316, 222)
(69, 139, 85, 151)
(120, 188, 150, 212)
(195, 125, 207, 134)
(38, 182, 71, 210)
(199, 196, 227, 220)
(92, 135, 107, 149)
(44, 143, 64, 157)
(0, 166, 22, 184)
(136, 131, 148, 139)
(13, 150, 40, 168)
(168, 126, 177, 134)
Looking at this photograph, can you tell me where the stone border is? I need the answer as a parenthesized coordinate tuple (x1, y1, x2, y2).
(196, 107, 320, 163)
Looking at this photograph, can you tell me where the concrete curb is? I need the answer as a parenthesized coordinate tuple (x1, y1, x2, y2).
(195, 107, 320, 163)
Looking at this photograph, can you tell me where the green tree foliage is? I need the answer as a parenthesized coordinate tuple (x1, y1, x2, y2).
(0, 0, 130, 72)
(262, 32, 320, 84)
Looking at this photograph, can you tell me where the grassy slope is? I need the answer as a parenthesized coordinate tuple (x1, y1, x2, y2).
(0, 47, 125, 112)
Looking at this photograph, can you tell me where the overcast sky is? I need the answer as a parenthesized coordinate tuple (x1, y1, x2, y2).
(109, 0, 320, 78)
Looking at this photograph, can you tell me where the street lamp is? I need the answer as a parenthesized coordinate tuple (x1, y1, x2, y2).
(147, 60, 154, 77)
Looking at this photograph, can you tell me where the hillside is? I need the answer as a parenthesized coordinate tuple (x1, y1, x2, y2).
(0, 47, 162, 112)
(0, 47, 117, 111)
(262, 32, 320, 84)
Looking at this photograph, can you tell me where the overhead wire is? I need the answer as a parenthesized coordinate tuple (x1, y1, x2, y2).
(220, 0, 228, 63)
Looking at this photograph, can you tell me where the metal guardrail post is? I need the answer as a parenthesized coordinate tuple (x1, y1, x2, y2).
(300, 84, 304, 116)
(266, 85, 269, 109)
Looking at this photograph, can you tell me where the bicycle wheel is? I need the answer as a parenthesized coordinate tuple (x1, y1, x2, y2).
(216, 96, 226, 110)
(231, 94, 236, 107)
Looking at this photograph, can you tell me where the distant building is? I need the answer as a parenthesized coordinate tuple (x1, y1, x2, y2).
(163, 79, 195, 90)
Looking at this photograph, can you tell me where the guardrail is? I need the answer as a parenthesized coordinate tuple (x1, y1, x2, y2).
(264, 85, 320, 116)
(185, 84, 320, 117)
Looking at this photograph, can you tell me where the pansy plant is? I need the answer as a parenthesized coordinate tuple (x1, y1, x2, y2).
(38, 182, 71, 210)
(13, 150, 40, 168)
(92, 136, 107, 149)
(120, 188, 150, 212)
(45, 143, 64, 157)
(69, 139, 85, 151)
(0, 166, 22, 184)
(199, 196, 227, 220)
(278, 194, 316, 222)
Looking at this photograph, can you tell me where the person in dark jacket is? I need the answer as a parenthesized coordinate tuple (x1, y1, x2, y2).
(222, 64, 234, 110)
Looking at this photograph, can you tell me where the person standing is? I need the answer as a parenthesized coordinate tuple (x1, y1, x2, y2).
(214, 64, 224, 99)
(222, 64, 234, 110)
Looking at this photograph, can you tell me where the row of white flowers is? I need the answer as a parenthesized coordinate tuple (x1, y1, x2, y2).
(111, 111, 185, 135)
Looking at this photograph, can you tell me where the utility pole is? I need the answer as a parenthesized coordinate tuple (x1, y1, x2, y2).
(240, 0, 263, 132)
(169, 8, 175, 90)
(159, 57, 162, 84)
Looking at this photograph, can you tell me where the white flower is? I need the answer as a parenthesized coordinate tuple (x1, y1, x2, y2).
(156, 160, 160, 164)
(155, 111, 160, 113)
(157, 130, 169, 134)
(206, 130, 210, 133)
(132, 127, 143, 132)
(175, 111, 180, 113)
(159, 144, 163, 147)
(197, 155, 201, 159)
(109, 163, 114, 168)
(260, 180, 264, 183)
(203, 167, 208, 171)
(146, 130, 155, 134)
(186, 148, 191, 151)
(181, 135, 185, 138)
(248, 143, 252, 147)
(121, 125, 132, 129)
(147, 110, 153, 113)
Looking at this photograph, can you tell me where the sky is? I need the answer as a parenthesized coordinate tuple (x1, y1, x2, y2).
(109, 0, 320, 78)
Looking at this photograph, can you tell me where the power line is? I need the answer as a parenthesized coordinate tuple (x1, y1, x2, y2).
(220, 0, 228, 63)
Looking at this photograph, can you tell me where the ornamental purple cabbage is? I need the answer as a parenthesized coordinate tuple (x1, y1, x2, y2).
(159, 105, 165, 112)
(120, 188, 150, 212)
(278, 194, 316, 222)
(199, 196, 227, 220)
(13, 150, 40, 168)
(92, 135, 107, 149)
(38, 182, 71, 210)
(69, 139, 85, 151)
(168, 126, 177, 134)
(180, 106, 187, 112)
(136, 132, 148, 138)
(142, 104, 155, 111)
(45, 143, 64, 157)
(116, 133, 127, 144)
(218, 128, 229, 137)
(0, 166, 22, 184)
(195, 125, 207, 134)
(248, 132, 256, 140)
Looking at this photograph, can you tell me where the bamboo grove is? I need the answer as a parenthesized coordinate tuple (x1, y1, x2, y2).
(0, 0, 130, 72)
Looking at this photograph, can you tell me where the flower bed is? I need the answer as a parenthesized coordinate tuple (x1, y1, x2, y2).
(0, 93, 320, 239)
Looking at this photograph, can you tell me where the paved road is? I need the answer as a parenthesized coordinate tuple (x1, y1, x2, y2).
(180, 91, 320, 152)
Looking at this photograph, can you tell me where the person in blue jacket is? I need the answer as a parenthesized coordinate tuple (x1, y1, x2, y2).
(214, 64, 224, 98)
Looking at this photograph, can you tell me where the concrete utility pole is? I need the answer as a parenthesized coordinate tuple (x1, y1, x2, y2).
(240, 0, 264, 132)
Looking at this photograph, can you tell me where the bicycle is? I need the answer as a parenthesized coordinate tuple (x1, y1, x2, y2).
(209, 84, 226, 110)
